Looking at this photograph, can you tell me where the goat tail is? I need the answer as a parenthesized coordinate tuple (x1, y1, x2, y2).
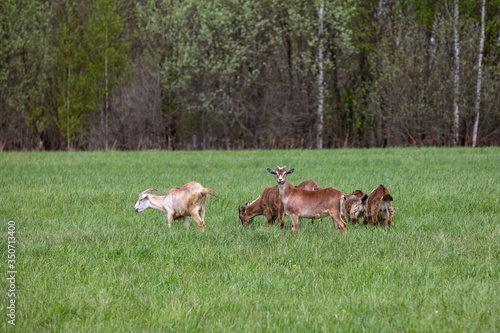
(383, 194, 393, 202)
(340, 195, 347, 223)
(346, 194, 359, 202)
(203, 187, 218, 197)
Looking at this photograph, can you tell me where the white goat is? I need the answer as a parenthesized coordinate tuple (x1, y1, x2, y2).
(134, 182, 217, 231)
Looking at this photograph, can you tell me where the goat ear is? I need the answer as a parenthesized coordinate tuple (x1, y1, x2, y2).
(287, 168, 295, 174)
(362, 194, 368, 203)
(267, 168, 276, 175)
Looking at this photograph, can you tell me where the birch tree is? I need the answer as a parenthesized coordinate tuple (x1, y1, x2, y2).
(472, 0, 485, 148)
(316, 0, 325, 149)
(452, 0, 460, 146)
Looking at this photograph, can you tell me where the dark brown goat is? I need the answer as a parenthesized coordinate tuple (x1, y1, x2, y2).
(364, 185, 394, 229)
(343, 190, 368, 225)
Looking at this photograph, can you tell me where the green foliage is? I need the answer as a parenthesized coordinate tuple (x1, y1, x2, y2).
(52, 2, 91, 148)
(147, 0, 357, 147)
(1, 0, 500, 149)
(85, 0, 129, 104)
(0, 0, 50, 138)
(51, 0, 130, 149)
(1, 148, 499, 331)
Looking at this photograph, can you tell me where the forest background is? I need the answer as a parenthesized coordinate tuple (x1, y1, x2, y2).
(1, 0, 499, 151)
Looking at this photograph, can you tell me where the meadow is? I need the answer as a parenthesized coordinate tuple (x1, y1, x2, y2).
(1, 148, 499, 332)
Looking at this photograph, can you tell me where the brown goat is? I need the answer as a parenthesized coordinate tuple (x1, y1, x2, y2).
(296, 180, 320, 192)
(238, 185, 282, 226)
(238, 180, 321, 228)
(343, 190, 368, 225)
(364, 185, 394, 229)
(295, 180, 322, 225)
(134, 182, 217, 231)
(267, 166, 347, 234)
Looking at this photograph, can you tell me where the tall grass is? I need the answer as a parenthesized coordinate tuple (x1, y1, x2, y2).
(1, 148, 499, 332)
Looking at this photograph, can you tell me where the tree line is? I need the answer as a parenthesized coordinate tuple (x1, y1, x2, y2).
(1, 0, 499, 151)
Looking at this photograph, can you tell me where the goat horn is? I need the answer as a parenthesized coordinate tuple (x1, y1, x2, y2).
(141, 188, 157, 195)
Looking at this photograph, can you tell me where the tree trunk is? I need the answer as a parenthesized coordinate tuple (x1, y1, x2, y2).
(453, 0, 460, 146)
(316, 0, 324, 149)
(67, 62, 71, 150)
(472, 0, 485, 148)
(104, 28, 110, 151)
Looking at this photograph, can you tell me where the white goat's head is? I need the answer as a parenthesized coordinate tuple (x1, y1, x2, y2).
(134, 188, 157, 213)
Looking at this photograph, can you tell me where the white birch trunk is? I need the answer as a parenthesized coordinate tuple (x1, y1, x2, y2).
(316, 0, 324, 149)
(104, 28, 110, 151)
(67, 63, 71, 150)
(472, 0, 486, 148)
(453, 0, 460, 146)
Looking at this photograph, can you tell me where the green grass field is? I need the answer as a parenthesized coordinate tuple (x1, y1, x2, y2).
(1, 148, 499, 332)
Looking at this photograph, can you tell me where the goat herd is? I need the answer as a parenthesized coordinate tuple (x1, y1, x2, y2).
(134, 166, 394, 234)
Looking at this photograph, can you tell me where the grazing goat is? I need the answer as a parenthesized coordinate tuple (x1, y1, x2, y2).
(134, 182, 217, 231)
(238, 180, 321, 228)
(267, 166, 347, 234)
(239, 185, 282, 226)
(364, 185, 394, 229)
(343, 190, 368, 225)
